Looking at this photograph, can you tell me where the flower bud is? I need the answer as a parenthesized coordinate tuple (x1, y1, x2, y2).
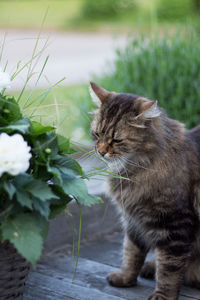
(45, 148, 51, 154)
(3, 109, 10, 114)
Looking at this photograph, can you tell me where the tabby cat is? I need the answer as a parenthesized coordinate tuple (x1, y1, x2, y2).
(90, 82, 200, 300)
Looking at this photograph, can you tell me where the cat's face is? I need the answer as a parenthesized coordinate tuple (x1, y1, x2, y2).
(90, 82, 161, 162)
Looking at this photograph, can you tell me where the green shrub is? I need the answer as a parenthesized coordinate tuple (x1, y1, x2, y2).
(82, 0, 136, 18)
(97, 34, 200, 129)
(156, 0, 195, 20)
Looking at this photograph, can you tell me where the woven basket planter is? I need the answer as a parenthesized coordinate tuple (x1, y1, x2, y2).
(0, 241, 30, 300)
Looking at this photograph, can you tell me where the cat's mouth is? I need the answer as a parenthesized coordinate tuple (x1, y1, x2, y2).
(97, 152, 114, 161)
(96, 151, 122, 164)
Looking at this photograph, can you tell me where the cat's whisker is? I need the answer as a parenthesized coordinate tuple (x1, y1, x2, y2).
(119, 158, 131, 181)
(78, 149, 96, 163)
(121, 157, 155, 172)
(79, 151, 94, 161)
(118, 158, 132, 196)
(114, 158, 125, 210)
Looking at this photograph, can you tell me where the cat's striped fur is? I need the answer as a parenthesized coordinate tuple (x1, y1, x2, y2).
(90, 82, 200, 300)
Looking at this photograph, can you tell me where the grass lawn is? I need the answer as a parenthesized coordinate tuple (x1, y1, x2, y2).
(0, 0, 196, 34)
(0, 0, 83, 31)
(11, 83, 93, 142)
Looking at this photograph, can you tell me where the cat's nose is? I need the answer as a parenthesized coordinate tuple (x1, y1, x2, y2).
(98, 149, 106, 157)
(97, 143, 108, 157)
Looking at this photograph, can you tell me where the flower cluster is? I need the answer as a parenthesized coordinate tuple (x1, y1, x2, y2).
(0, 133, 32, 176)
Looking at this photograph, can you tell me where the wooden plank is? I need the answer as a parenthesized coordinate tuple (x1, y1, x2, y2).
(24, 287, 74, 300)
(24, 271, 127, 300)
(139, 277, 200, 300)
(78, 240, 123, 267)
(34, 255, 197, 300)
(34, 264, 152, 300)
(73, 233, 152, 268)
(78, 239, 200, 300)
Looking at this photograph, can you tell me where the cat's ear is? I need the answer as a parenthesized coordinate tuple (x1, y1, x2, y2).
(89, 82, 110, 106)
(137, 98, 161, 119)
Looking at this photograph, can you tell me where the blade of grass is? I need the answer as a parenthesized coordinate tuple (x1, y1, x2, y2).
(17, 8, 49, 103)
(3, 60, 8, 72)
(65, 208, 75, 259)
(24, 103, 69, 111)
(27, 7, 49, 80)
(54, 96, 60, 125)
(43, 75, 61, 129)
(11, 40, 50, 81)
(69, 218, 75, 259)
(70, 142, 108, 166)
(22, 55, 50, 109)
(25, 76, 65, 109)
(28, 77, 65, 117)
(87, 167, 132, 181)
(0, 32, 7, 64)
(72, 203, 82, 282)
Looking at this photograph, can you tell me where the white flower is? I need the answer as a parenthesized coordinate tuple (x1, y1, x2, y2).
(0, 68, 11, 93)
(0, 133, 32, 177)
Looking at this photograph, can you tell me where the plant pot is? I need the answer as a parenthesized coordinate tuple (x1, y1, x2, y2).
(0, 241, 30, 300)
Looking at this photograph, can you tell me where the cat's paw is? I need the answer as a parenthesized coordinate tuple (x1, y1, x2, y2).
(107, 269, 137, 287)
(140, 261, 155, 279)
(148, 292, 174, 300)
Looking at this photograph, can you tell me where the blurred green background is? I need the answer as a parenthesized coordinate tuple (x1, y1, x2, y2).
(1, 0, 200, 33)
(1, 0, 200, 141)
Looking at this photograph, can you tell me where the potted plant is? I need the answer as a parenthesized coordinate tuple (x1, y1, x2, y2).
(0, 69, 101, 299)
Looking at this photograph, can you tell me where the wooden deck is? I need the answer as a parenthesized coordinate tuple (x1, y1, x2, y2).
(24, 232, 200, 300)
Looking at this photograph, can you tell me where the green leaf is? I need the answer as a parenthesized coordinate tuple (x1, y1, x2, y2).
(59, 167, 76, 179)
(0, 95, 22, 124)
(36, 134, 58, 158)
(14, 173, 33, 188)
(25, 179, 59, 201)
(33, 198, 50, 219)
(16, 190, 33, 210)
(36, 214, 49, 240)
(0, 118, 30, 134)
(57, 135, 76, 154)
(47, 164, 63, 185)
(62, 177, 102, 206)
(32, 141, 47, 163)
(49, 203, 67, 219)
(49, 185, 72, 218)
(3, 182, 16, 199)
(33, 165, 51, 181)
(1, 213, 47, 265)
(30, 121, 54, 136)
(55, 155, 84, 177)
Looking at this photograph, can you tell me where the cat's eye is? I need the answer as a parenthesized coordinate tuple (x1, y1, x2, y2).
(113, 139, 123, 143)
(94, 132, 99, 137)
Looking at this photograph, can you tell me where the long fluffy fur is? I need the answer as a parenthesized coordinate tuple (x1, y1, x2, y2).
(90, 87, 200, 300)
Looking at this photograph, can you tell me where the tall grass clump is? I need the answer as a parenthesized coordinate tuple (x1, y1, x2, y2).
(82, 0, 136, 19)
(156, 0, 195, 21)
(98, 34, 200, 129)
